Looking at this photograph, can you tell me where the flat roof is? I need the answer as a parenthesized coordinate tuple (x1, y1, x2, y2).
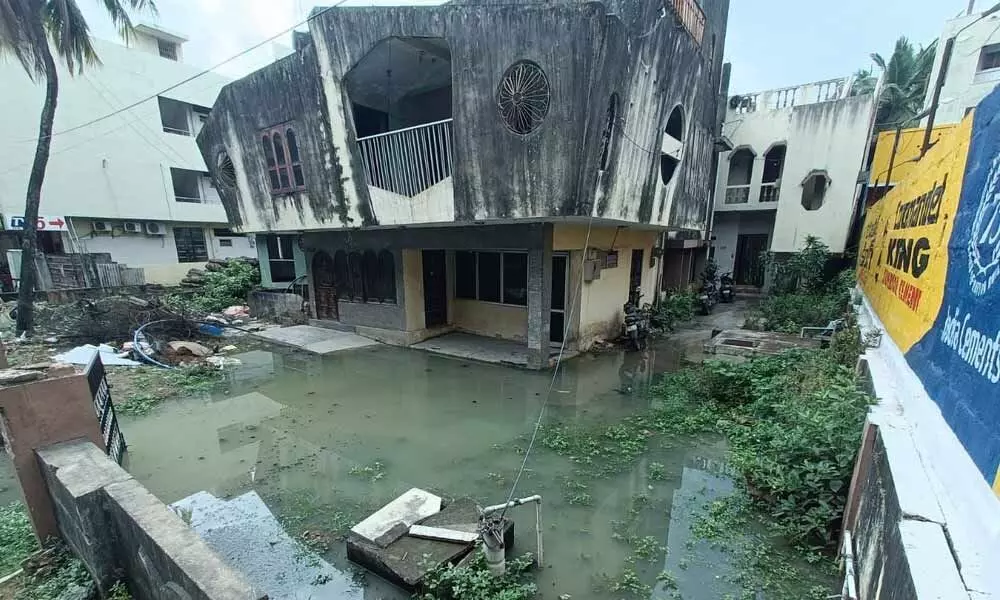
(134, 23, 189, 44)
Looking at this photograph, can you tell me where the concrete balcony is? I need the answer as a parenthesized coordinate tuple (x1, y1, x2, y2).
(760, 181, 780, 203)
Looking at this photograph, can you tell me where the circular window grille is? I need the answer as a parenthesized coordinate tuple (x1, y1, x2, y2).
(497, 61, 551, 135)
(216, 151, 237, 188)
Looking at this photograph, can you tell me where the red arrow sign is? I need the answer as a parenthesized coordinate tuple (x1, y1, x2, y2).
(48, 218, 65, 228)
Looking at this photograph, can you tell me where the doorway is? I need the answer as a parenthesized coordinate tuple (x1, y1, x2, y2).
(551, 254, 568, 343)
(422, 250, 447, 327)
(312, 251, 338, 320)
(734, 234, 768, 287)
(629, 249, 644, 302)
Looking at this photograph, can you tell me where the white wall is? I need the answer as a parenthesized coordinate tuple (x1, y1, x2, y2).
(70, 219, 254, 284)
(0, 36, 229, 224)
(770, 95, 873, 253)
(711, 212, 774, 275)
(924, 11, 1000, 126)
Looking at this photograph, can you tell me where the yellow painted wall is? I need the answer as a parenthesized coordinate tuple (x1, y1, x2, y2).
(141, 263, 195, 285)
(401, 249, 425, 331)
(554, 225, 659, 349)
(870, 125, 958, 186)
(995, 467, 1000, 496)
(452, 299, 528, 341)
(857, 116, 971, 352)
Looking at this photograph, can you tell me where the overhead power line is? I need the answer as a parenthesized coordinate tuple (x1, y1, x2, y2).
(19, 0, 350, 145)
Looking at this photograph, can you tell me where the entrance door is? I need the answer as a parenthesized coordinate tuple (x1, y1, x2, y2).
(422, 250, 447, 327)
(734, 234, 768, 287)
(629, 249, 644, 302)
(312, 251, 338, 320)
(551, 254, 568, 343)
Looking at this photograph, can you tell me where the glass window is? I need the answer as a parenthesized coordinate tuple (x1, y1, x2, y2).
(286, 129, 301, 162)
(477, 252, 501, 303)
(502, 253, 528, 306)
(455, 251, 476, 299)
(272, 133, 287, 165)
(174, 227, 208, 263)
(262, 135, 275, 167)
(363, 250, 378, 301)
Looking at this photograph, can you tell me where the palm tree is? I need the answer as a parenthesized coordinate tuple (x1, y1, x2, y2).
(850, 68, 877, 97)
(870, 37, 938, 130)
(0, 0, 154, 334)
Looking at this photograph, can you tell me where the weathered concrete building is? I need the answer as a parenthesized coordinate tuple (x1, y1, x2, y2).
(710, 77, 875, 286)
(198, 0, 729, 368)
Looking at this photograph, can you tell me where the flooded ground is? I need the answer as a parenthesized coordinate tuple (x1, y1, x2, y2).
(1, 303, 830, 598)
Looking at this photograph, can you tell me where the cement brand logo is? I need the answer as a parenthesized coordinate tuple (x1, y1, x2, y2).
(969, 153, 1000, 296)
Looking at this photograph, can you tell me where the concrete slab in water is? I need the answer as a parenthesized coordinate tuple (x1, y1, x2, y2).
(347, 498, 500, 591)
(252, 325, 379, 355)
(351, 487, 442, 543)
(412, 332, 529, 367)
(172, 490, 363, 600)
(703, 329, 821, 357)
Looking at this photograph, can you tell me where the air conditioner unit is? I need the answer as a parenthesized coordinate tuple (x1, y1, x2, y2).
(144, 222, 166, 236)
(92, 221, 113, 233)
(122, 222, 142, 234)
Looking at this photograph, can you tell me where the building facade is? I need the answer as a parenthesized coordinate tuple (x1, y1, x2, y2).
(0, 25, 253, 286)
(198, 0, 730, 368)
(923, 6, 1000, 127)
(710, 78, 874, 286)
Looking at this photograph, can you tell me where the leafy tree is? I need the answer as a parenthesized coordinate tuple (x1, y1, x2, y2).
(0, 0, 155, 334)
(868, 37, 938, 130)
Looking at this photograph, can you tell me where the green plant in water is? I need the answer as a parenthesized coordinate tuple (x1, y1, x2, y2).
(108, 581, 133, 600)
(631, 536, 666, 561)
(348, 461, 386, 483)
(647, 462, 667, 481)
(418, 552, 536, 600)
(0, 503, 36, 576)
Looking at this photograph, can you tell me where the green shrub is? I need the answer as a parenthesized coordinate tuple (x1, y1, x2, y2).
(193, 260, 261, 313)
(705, 351, 872, 549)
(652, 290, 696, 332)
(418, 552, 536, 600)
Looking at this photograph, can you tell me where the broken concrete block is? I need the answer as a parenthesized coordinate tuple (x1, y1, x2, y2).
(167, 341, 212, 357)
(19, 362, 54, 371)
(351, 488, 442, 543)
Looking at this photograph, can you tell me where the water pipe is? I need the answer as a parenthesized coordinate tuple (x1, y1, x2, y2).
(480, 495, 543, 568)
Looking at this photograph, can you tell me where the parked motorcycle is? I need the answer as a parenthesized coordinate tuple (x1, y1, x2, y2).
(698, 278, 719, 315)
(719, 272, 735, 303)
(622, 289, 650, 351)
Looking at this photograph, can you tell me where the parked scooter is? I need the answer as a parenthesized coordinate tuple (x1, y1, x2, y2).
(622, 289, 650, 351)
(719, 272, 735, 303)
(698, 261, 721, 315)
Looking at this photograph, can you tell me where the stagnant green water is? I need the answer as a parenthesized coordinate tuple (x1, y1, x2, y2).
(1, 327, 832, 598)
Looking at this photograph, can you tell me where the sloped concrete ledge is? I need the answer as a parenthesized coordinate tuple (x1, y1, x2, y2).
(37, 440, 263, 600)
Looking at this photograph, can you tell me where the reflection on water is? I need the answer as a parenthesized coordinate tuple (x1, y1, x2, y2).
(115, 337, 791, 599)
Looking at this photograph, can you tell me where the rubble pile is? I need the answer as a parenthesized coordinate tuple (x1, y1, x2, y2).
(181, 257, 260, 289)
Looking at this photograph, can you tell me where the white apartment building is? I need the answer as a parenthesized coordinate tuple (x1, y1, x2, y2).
(924, 5, 1000, 126)
(0, 25, 253, 286)
(710, 77, 874, 286)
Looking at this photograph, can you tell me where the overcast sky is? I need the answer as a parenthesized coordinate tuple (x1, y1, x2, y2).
(80, 0, 975, 93)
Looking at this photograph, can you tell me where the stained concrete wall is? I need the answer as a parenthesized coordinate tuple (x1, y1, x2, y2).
(37, 440, 263, 600)
(714, 84, 874, 254)
(710, 211, 774, 276)
(0, 373, 105, 541)
(452, 299, 528, 341)
(198, 0, 728, 233)
(553, 224, 658, 349)
(923, 11, 1000, 126)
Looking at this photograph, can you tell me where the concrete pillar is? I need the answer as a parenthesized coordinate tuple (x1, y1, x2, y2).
(526, 224, 553, 370)
(0, 372, 105, 541)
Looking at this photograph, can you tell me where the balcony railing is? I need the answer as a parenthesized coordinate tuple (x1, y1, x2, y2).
(725, 185, 750, 204)
(669, 0, 706, 45)
(760, 182, 780, 202)
(357, 119, 454, 198)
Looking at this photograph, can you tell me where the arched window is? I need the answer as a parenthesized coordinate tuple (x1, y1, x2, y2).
(286, 128, 305, 188)
(262, 134, 280, 192)
(378, 250, 397, 303)
(363, 250, 378, 302)
(600, 94, 619, 171)
(348, 252, 365, 301)
(261, 124, 307, 194)
(761, 144, 786, 203)
(333, 250, 350, 298)
(660, 105, 684, 185)
(725, 147, 755, 204)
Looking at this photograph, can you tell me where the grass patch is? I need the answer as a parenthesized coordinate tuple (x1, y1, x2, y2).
(0, 503, 36, 576)
(418, 552, 536, 600)
(111, 364, 225, 416)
